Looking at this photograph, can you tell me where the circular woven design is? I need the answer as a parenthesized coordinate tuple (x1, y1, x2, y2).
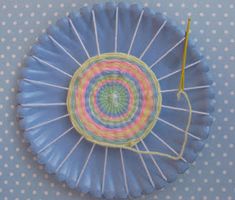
(67, 53, 162, 148)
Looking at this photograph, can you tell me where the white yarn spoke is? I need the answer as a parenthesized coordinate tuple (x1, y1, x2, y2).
(76, 144, 96, 186)
(24, 78, 68, 90)
(161, 85, 210, 93)
(38, 127, 74, 153)
(151, 131, 187, 162)
(21, 103, 66, 107)
(101, 147, 108, 193)
(158, 117, 200, 140)
(140, 140, 167, 181)
(26, 113, 69, 131)
(150, 37, 185, 69)
(135, 145, 155, 188)
(68, 18, 90, 58)
(92, 10, 100, 55)
(162, 104, 209, 116)
(158, 60, 202, 81)
(139, 20, 167, 59)
(120, 149, 129, 194)
(128, 10, 144, 55)
(56, 136, 84, 172)
(32, 56, 72, 78)
(49, 35, 81, 66)
(114, 7, 119, 52)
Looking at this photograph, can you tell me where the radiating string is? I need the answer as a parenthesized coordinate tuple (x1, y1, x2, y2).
(114, 7, 119, 52)
(139, 20, 167, 59)
(158, 117, 199, 140)
(101, 147, 108, 193)
(120, 149, 129, 194)
(150, 37, 185, 69)
(56, 136, 84, 172)
(38, 127, 74, 153)
(140, 139, 167, 181)
(33, 56, 72, 78)
(151, 131, 187, 162)
(21, 103, 66, 107)
(76, 144, 96, 186)
(26, 114, 69, 131)
(135, 144, 155, 188)
(49, 35, 81, 66)
(92, 10, 101, 55)
(128, 10, 144, 55)
(68, 18, 90, 58)
(162, 104, 209, 115)
(161, 85, 210, 93)
(158, 59, 202, 81)
(24, 78, 68, 90)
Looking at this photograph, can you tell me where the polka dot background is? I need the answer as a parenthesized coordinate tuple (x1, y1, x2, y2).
(0, 0, 234, 199)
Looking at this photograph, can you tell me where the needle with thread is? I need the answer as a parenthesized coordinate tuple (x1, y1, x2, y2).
(178, 18, 191, 93)
(115, 18, 193, 160)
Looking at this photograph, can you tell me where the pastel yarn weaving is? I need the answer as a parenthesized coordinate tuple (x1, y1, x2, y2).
(67, 53, 162, 148)
(67, 19, 192, 158)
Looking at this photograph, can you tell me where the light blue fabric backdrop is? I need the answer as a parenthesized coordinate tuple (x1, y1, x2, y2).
(0, 0, 234, 199)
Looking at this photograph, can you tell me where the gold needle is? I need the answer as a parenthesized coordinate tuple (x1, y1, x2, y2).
(179, 18, 191, 92)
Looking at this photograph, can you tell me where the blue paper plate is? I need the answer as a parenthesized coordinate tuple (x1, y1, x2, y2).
(17, 2, 214, 199)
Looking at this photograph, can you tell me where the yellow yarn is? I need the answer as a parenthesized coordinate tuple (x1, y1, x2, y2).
(179, 18, 191, 92)
(118, 18, 192, 160)
(121, 90, 192, 161)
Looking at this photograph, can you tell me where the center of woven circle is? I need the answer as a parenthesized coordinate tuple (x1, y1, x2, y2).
(97, 82, 129, 116)
(67, 53, 162, 148)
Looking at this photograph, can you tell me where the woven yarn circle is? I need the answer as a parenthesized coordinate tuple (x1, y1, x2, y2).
(67, 53, 162, 148)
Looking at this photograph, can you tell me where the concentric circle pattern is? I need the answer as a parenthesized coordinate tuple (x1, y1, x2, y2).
(67, 53, 162, 148)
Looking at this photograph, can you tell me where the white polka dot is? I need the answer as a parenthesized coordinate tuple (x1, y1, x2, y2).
(71, 3, 77, 8)
(199, 12, 204, 17)
(144, 3, 148, 7)
(156, 3, 161, 7)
